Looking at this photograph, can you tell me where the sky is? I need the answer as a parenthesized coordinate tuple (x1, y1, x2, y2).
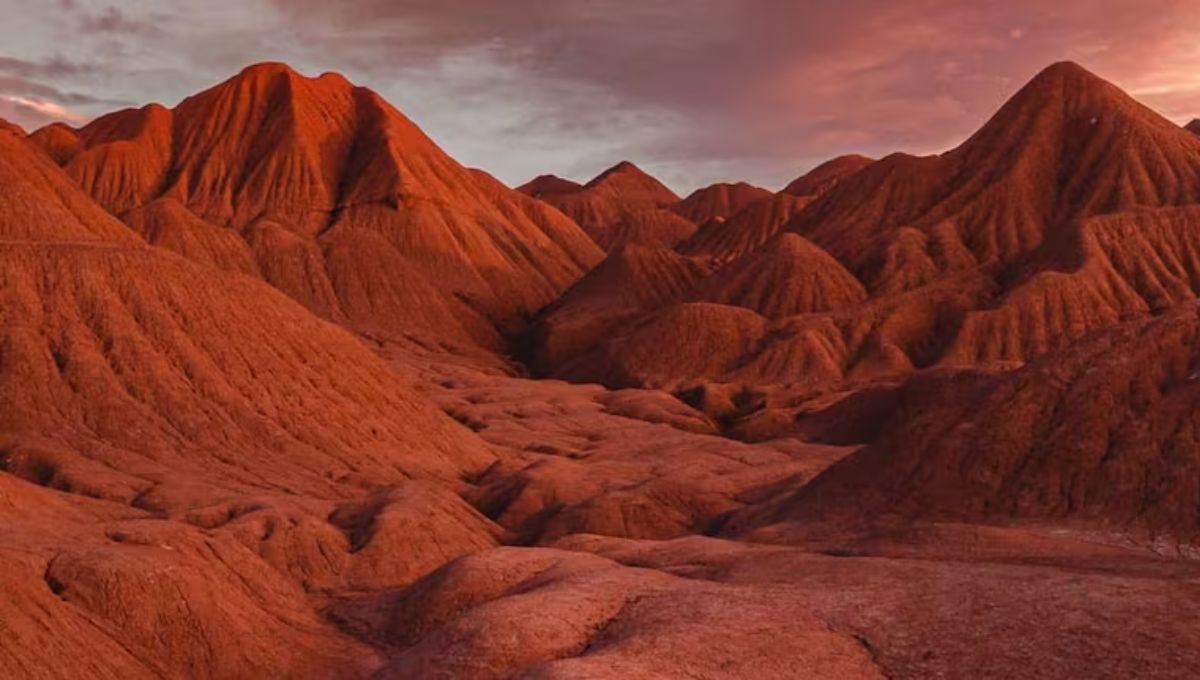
(1, 0, 1199, 192)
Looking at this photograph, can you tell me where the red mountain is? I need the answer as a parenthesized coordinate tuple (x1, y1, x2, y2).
(516, 173, 583, 198)
(0, 119, 513, 674)
(672, 181, 772, 225)
(9, 57, 1200, 680)
(536, 62, 1200, 389)
(524, 160, 691, 250)
(531, 244, 711, 371)
(792, 62, 1200, 281)
(29, 63, 603, 354)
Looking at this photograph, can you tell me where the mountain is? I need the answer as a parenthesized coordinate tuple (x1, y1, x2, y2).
(531, 244, 711, 371)
(524, 161, 688, 250)
(535, 62, 1200, 389)
(690, 233, 868, 318)
(515, 173, 583, 198)
(0, 119, 514, 674)
(27, 121, 81, 164)
(673, 181, 772, 225)
(0, 119, 495, 500)
(788, 61, 1200, 365)
(8, 56, 1200, 679)
(782, 154, 874, 197)
(1187, 119, 1200, 136)
(791, 62, 1200, 282)
(28, 63, 604, 354)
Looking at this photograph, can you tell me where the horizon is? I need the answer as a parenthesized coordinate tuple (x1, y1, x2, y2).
(8, 58, 1199, 198)
(3, 0, 1199, 193)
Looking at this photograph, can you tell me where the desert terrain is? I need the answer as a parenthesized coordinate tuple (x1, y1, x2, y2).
(3, 60, 1200, 678)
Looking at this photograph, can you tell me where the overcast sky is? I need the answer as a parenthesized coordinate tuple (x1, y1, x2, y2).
(2, 0, 1199, 192)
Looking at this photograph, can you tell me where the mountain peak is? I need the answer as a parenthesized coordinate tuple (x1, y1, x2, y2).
(233, 60, 304, 80)
(985, 60, 1138, 122)
(946, 57, 1193, 170)
(587, 160, 660, 188)
(602, 159, 641, 174)
(517, 174, 583, 198)
(195, 61, 360, 109)
(1032, 60, 1096, 82)
(583, 160, 679, 201)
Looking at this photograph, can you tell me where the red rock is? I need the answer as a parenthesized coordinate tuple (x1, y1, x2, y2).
(540, 62, 1200, 391)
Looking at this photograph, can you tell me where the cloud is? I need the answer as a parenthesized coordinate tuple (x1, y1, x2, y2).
(0, 56, 124, 131)
(0, 76, 107, 106)
(260, 0, 1200, 188)
(0, 55, 94, 79)
(76, 5, 165, 36)
(3, 0, 1199, 189)
(0, 95, 85, 129)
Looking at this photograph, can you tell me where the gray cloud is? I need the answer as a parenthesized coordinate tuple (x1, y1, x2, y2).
(1, 0, 1198, 190)
(264, 0, 1200, 188)
(73, 5, 165, 36)
(0, 55, 95, 79)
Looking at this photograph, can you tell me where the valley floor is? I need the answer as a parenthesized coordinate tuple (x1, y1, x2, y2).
(5, 348, 1200, 678)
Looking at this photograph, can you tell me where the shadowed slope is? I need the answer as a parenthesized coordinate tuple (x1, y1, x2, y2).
(756, 304, 1200, 544)
(27, 122, 81, 165)
(531, 244, 711, 372)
